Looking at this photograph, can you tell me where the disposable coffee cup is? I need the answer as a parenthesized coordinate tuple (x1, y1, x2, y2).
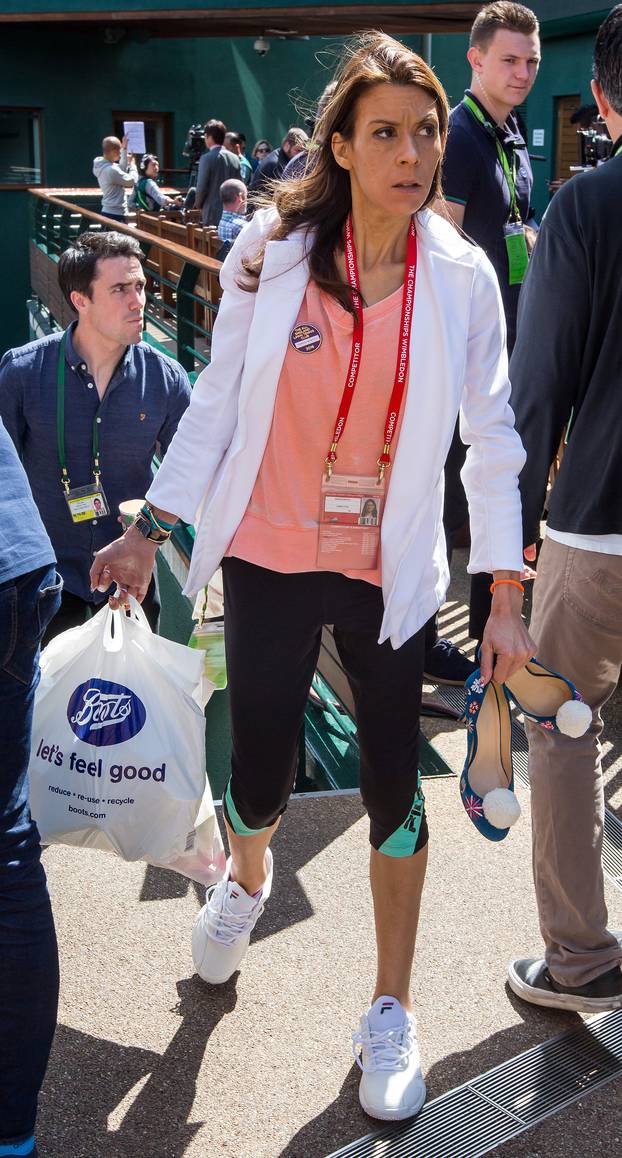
(119, 499, 145, 529)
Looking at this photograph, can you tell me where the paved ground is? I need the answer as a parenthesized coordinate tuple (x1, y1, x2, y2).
(35, 550, 622, 1158)
(37, 779, 622, 1157)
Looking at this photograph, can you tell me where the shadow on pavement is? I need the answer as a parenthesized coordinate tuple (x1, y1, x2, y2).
(38, 975, 237, 1158)
(278, 996, 582, 1158)
(136, 796, 368, 946)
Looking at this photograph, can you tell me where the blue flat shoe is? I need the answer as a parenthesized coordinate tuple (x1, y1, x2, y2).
(460, 671, 521, 842)
(504, 658, 592, 737)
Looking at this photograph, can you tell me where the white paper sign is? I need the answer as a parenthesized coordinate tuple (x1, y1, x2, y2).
(123, 121, 146, 154)
(532, 129, 545, 147)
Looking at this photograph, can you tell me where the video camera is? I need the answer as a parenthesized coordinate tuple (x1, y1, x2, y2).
(182, 124, 205, 167)
(577, 127, 612, 167)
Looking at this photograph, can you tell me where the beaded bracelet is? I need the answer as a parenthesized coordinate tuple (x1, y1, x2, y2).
(489, 578, 525, 595)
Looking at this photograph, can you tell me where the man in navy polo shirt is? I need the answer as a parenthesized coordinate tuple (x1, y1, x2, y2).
(439, 1, 541, 647)
(0, 231, 191, 642)
(442, 1, 540, 352)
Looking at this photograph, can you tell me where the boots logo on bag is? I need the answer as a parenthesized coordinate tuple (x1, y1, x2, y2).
(67, 678, 147, 746)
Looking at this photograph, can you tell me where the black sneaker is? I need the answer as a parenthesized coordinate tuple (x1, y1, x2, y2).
(508, 957, 622, 1013)
(423, 639, 477, 686)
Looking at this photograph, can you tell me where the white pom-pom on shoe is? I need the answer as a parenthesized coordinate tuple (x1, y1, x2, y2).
(556, 699, 592, 738)
(482, 787, 521, 829)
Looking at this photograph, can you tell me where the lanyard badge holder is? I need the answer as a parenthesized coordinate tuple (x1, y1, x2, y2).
(317, 215, 417, 571)
(57, 334, 110, 523)
(463, 96, 529, 287)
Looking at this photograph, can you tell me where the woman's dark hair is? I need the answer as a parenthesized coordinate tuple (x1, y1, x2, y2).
(241, 31, 449, 313)
(58, 231, 144, 310)
(139, 153, 159, 175)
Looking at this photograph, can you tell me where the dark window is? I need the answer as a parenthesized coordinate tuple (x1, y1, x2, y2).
(0, 108, 44, 187)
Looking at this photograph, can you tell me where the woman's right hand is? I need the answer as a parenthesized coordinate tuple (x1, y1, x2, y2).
(89, 526, 158, 609)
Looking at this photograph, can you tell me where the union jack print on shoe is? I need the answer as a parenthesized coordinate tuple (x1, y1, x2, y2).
(460, 671, 521, 842)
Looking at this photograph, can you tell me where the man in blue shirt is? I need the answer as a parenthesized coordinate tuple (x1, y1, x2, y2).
(217, 179, 248, 244)
(0, 231, 191, 642)
(0, 419, 62, 1158)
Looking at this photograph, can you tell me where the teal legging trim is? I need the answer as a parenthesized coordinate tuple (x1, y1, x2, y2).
(0, 1138, 36, 1156)
(378, 786, 426, 857)
(224, 781, 269, 837)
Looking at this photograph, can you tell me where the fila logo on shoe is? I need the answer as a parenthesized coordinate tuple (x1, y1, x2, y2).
(380, 1001, 395, 1015)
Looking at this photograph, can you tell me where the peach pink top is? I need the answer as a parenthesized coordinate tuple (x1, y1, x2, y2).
(227, 279, 406, 586)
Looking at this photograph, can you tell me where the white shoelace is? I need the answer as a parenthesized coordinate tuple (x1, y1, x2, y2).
(205, 882, 264, 946)
(352, 1021, 417, 1073)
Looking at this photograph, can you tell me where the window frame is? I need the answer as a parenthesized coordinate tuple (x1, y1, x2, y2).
(0, 106, 45, 190)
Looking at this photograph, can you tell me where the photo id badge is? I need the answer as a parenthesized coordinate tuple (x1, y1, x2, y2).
(64, 483, 110, 524)
(504, 223, 529, 286)
(317, 474, 385, 571)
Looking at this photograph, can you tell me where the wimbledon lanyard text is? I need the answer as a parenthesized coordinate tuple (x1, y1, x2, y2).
(325, 214, 418, 483)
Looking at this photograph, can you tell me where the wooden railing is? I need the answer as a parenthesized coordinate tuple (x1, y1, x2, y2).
(29, 188, 224, 374)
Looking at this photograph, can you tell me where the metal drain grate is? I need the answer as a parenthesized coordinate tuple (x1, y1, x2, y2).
(327, 1010, 622, 1158)
(426, 683, 622, 893)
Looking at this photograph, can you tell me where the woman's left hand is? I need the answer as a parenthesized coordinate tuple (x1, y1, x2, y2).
(479, 596, 535, 686)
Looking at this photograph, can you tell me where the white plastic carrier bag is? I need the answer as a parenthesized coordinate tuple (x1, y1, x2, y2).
(29, 598, 226, 886)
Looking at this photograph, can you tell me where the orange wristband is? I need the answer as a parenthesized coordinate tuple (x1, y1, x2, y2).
(489, 578, 525, 595)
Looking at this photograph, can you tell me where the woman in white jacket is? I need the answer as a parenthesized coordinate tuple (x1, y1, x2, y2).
(92, 32, 533, 1121)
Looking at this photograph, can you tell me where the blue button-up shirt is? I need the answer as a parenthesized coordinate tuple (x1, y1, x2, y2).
(0, 418, 55, 585)
(0, 323, 191, 602)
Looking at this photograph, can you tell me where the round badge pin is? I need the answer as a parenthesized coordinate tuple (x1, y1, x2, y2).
(290, 323, 322, 353)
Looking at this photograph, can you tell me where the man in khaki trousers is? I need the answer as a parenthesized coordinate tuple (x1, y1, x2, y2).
(506, 5, 622, 1012)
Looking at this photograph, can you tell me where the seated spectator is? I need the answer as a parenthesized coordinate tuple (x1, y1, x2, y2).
(93, 134, 137, 225)
(217, 180, 248, 243)
(131, 154, 184, 212)
(249, 128, 308, 199)
(251, 138, 272, 170)
(224, 132, 253, 185)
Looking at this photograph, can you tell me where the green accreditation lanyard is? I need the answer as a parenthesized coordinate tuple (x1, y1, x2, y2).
(56, 334, 111, 524)
(614, 143, 622, 158)
(57, 333, 102, 494)
(463, 95, 529, 285)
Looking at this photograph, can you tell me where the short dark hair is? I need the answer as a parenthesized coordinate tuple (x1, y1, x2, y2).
(593, 5, 622, 115)
(139, 152, 159, 174)
(225, 131, 241, 147)
(204, 119, 226, 145)
(470, 2, 539, 50)
(58, 231, 144, 310)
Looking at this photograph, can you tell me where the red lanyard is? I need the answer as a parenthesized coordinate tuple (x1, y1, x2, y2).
(325, 213, 418, 482)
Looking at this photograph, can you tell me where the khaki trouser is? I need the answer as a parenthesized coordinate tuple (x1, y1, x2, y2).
(526, 536, 622, 987)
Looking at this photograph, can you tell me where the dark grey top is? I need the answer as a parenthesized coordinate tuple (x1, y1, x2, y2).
(195, 146, 241, 226)
(510, 154, 622, 542)
(0, 323, 191, 601)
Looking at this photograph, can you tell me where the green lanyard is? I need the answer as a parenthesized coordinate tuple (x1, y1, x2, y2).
(57, 333, 102, 494)
(614, 143, 622, 158)
(463, 95, 522, 223)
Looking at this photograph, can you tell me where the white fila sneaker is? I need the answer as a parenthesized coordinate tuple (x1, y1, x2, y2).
(352, 995, 426, 1121)
(191, 850, 273, 984)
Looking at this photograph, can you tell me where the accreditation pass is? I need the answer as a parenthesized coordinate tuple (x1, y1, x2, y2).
(317, 474, 385, 570)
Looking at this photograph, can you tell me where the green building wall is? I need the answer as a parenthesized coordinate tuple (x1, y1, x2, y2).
(0, 14, 606, 353)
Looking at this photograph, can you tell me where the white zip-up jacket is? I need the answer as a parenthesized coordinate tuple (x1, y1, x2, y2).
(147, 207, 525, 648)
